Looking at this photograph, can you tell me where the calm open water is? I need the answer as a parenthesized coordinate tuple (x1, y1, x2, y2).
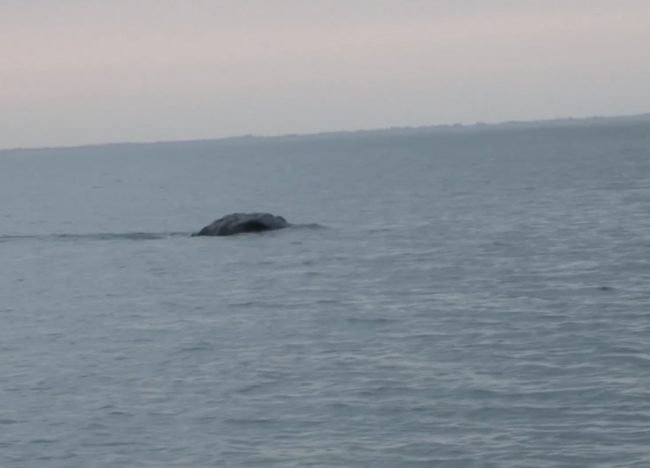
(1, 122, 650, 467)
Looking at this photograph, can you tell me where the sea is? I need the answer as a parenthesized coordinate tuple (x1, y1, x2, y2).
(1, 118, 650, 467)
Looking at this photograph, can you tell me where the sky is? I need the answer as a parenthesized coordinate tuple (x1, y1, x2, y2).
(1, 0, 649, 149)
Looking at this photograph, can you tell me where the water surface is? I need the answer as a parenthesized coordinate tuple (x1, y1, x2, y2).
(1, 122, 650, 467)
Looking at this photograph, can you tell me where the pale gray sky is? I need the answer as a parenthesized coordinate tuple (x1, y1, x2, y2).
(1, 0, 649, 148)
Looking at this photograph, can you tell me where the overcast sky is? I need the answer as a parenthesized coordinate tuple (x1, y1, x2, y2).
(1, 0, 649, 148)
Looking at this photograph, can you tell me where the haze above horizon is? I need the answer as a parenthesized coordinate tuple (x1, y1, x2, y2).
(2, 0, 649, 149)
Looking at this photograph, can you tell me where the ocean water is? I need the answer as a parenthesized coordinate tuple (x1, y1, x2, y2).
(1, 121, 650, 467)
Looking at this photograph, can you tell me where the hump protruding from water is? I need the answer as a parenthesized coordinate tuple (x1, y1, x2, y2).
(192, 212, 290, 236)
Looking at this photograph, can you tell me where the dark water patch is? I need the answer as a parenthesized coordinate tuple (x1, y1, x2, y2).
(0, 231, 189, 243)
(290, 223, 329, 230)
(224, 418, 276, 426)
(29, 439, 57, 444)
(175, 341, 215, 354)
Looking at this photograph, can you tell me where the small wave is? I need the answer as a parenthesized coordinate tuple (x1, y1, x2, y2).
(290, 223, 329, 230)
(346, 316, 399, 325)
(0, 232, 189, 243)
(0, 224, 326, 243)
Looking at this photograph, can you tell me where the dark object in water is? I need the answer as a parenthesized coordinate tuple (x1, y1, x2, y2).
(192, 213, 290, 236)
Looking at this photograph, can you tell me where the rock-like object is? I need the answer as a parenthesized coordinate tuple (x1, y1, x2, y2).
(193, 212, 290, 236)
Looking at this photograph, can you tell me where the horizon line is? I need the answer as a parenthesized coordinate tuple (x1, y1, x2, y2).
(2, 112, 649, 154)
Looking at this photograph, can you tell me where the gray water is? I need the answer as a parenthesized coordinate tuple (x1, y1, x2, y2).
(1, 121, 650, 467)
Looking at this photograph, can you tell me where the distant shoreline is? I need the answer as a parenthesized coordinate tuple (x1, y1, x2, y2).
(2, 112, 649, 154)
